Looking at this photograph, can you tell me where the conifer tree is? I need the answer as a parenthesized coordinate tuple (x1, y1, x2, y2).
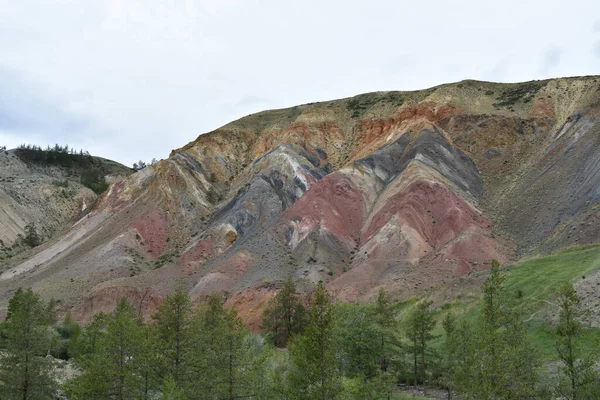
(261, 278, 307, 347)
(375, 289, 398, 373)
(555, 282, 600, 399)
(440, 313, 456, 400)
(406, 300, 437, 394)
(470, 260, 539, 399)
(0, 288, 56, 400)
(288, 282, 341, 400)
(23, 223, 41, 247)
(160, 375, 188, 400)
(194, 295, 269, 400)
(137, 324, 161, 400)
(153, 288, 195, 387)
(66, 299, 142, 400)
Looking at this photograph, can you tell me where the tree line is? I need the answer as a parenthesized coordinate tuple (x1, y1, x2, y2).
(0, 260, 598, 399)
(16, 144, 93, 167)
(15, 143, 110, 194)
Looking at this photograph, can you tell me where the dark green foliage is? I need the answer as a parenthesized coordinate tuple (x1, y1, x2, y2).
(80, 169, 109, 194)
(160, 375, 188, 400)
(554, 282, 600, 398)
(23, 222, 41, 247)
(406, 300, 437, 392)
(449, 260, 541, 399)
(0, 288, 57, 400)
(52, 179, 69, 187)
(153, 288, 195, 387)
(15, 144, 92, 167)
(375, 289, 399, 374)
(288, 282, 342, 400)
(206, 188, 219, 204)
(493, 81, 546, 107)
(335, 303, 381, 379)
(346, 92, 404, 118)
(15, 143, 129, 194)
(191, 296, 270, 399)
(14, 258, 580, 399)
(133, 160, 147, 171)
(53, 311, 82, 360)
(261, 278, 307, 347)
(65, 299, 143, 400)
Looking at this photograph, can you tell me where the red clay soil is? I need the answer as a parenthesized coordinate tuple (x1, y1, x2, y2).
(180, 239, 216, 275)
(71, 285, 166, 323)
(132, 210, 168, 258)
(282, 173, 366, 248)
(191, 251, 254, 296)
(327, 179, 504, 302)
(225, 286, 278, 331)
(363, 180, 489, 249)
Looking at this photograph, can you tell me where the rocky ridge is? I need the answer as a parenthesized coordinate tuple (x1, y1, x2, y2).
(1, 76, 600, 328)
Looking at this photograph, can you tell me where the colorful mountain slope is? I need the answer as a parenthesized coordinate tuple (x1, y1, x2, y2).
(1, 76, 599, 326)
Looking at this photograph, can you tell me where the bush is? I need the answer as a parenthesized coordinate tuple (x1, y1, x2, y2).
(23, 222, 41, 247)
(52, 179, 69, 188)
(81, 169, 109, 194)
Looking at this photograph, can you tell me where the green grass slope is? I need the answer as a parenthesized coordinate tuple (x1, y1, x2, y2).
(399, 245, 600, 362)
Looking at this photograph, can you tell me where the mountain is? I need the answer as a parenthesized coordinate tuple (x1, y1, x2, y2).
(1, 76, 599, 327)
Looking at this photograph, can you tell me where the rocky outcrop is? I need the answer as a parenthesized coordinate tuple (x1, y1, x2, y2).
(1, 76, 600, 324)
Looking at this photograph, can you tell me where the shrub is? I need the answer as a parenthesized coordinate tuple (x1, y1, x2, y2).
(23, 222, 41, 247)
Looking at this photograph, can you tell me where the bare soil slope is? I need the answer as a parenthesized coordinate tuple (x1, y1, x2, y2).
(1, 76, 599, 325)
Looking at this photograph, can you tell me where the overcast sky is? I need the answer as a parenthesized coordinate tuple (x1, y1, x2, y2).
(1, 1, 599, 166)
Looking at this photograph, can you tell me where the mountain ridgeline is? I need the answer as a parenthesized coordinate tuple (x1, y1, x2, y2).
(1, 76, 600, 329)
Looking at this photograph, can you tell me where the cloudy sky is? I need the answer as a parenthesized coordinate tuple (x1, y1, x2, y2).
(1, 0, 599, 166)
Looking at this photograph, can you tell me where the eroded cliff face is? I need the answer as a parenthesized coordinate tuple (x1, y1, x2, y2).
(2, 76, 600, 325)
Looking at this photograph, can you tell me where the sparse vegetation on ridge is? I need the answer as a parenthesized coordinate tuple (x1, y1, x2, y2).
(14, 143, 131, 194)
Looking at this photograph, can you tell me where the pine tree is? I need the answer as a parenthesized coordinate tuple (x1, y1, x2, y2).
(6, 287, 24, 320)
(137, 324, 161, 400)
(335, 303, 380, 379)
(66, 299, 143, 400)
(153, 288, 195, 388)
(440, 313, 456, 400)
(261, 278, 307, 347)
(160, 375, 188, 400)
(406, 300, 437, 394)
(554, 282, 600, 399)
(375, 289, 398, 373)
(470, 260, 539, 399)
(46, 298, 57, 326)
(23, 223, 41, 247)
(288, 282, 342, 400)
(193, 295, 269, 400)
(0, 288, 56, 400)
(444, 317, 477, 398)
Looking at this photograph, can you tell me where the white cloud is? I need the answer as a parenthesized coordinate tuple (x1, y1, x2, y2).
(0, 0, 599, 166)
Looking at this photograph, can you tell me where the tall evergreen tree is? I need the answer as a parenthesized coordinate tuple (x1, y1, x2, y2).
(66, 299, 143, 400)
(335, 303, 380, 379)
(160, 375, 188, 400)
(470, 260, 540, 399)
(153, 288, 195, 387)
(554, 282, 600, 399)
(137, 324, 161, 400)
(442, 316, 478, 398)
(0, 288, 56, 400)
(261, 278, 307, 347)
(375, 289, 398, 373)
(192, 295, 269, 400)
(406, 300, 437, 394)
(288, 282, 341, 400)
